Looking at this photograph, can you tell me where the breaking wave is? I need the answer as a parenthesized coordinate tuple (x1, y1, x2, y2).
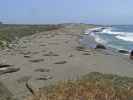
(116, 35, 133, 42)
(101, 28, 133, 42)
(90, 32, 107, 44)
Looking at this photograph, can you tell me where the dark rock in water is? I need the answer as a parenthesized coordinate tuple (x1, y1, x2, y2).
(0, 82, 15, 100)
(118, 50, 129, 54)
(101, 27, 106, 30)
(130, 50, 133, 60)
(95, 44, 106, 49)
(0, 68, 20, 75)
(92, 30, 100, 32)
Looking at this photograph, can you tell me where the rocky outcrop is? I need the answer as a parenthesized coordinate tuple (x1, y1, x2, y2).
(95, 44, 106, 49)
(118, 50, 129, 54)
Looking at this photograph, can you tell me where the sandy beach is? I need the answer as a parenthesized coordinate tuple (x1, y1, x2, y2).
(0, 24, 133, 100)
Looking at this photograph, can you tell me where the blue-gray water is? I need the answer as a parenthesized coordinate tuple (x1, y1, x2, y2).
(92, 25, 133, 51)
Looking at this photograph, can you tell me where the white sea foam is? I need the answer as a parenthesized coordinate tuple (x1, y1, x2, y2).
(85, 27, 103, 34)
(101, 28, 125, 35)
(95, 35, 107, 44)
(101, 27, 133, 42)
(90, 32, 107, 44)
(116, 35, 133, 42)
(84, 27, 133, 51)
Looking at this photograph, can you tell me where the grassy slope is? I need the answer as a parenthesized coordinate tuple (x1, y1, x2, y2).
(0, 23, 95, 47)
(0, 24, 62, 47)
(27, 72, 133, 100)
(0, 23, 95, 48)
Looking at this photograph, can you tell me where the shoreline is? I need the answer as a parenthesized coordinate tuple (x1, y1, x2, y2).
(81, 27, 130, 55)
(0, 23, 133, 100)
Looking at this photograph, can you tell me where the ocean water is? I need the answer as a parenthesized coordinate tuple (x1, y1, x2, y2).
(93, 25, 133, 51)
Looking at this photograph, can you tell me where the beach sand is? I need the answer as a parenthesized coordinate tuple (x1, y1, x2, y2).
(0, 24, 133, 100)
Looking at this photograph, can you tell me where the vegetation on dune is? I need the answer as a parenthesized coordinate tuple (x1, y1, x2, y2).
(27, 72, 133, 100)
(0, 24, 62, 47)
(0, 23, 95, 48)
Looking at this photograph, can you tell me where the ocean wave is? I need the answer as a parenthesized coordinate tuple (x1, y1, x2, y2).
(84, 27, 103, 34)
(101, 28, 125, 35)
(115, 35, 133, 42)
(84, 27, 133, 51)
(101, 28, 133, 42)
(95, 36, 107, 44)
(90, 32, 107, 44)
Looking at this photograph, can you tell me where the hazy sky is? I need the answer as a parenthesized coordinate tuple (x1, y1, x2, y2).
(0, 0, 133, 25)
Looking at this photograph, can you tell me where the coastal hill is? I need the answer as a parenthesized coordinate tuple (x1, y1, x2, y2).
(0, 23, 133, 100)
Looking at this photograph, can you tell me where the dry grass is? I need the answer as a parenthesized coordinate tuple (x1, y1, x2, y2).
(0, 24, 63, 47)
(26, 72, 133, 100)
